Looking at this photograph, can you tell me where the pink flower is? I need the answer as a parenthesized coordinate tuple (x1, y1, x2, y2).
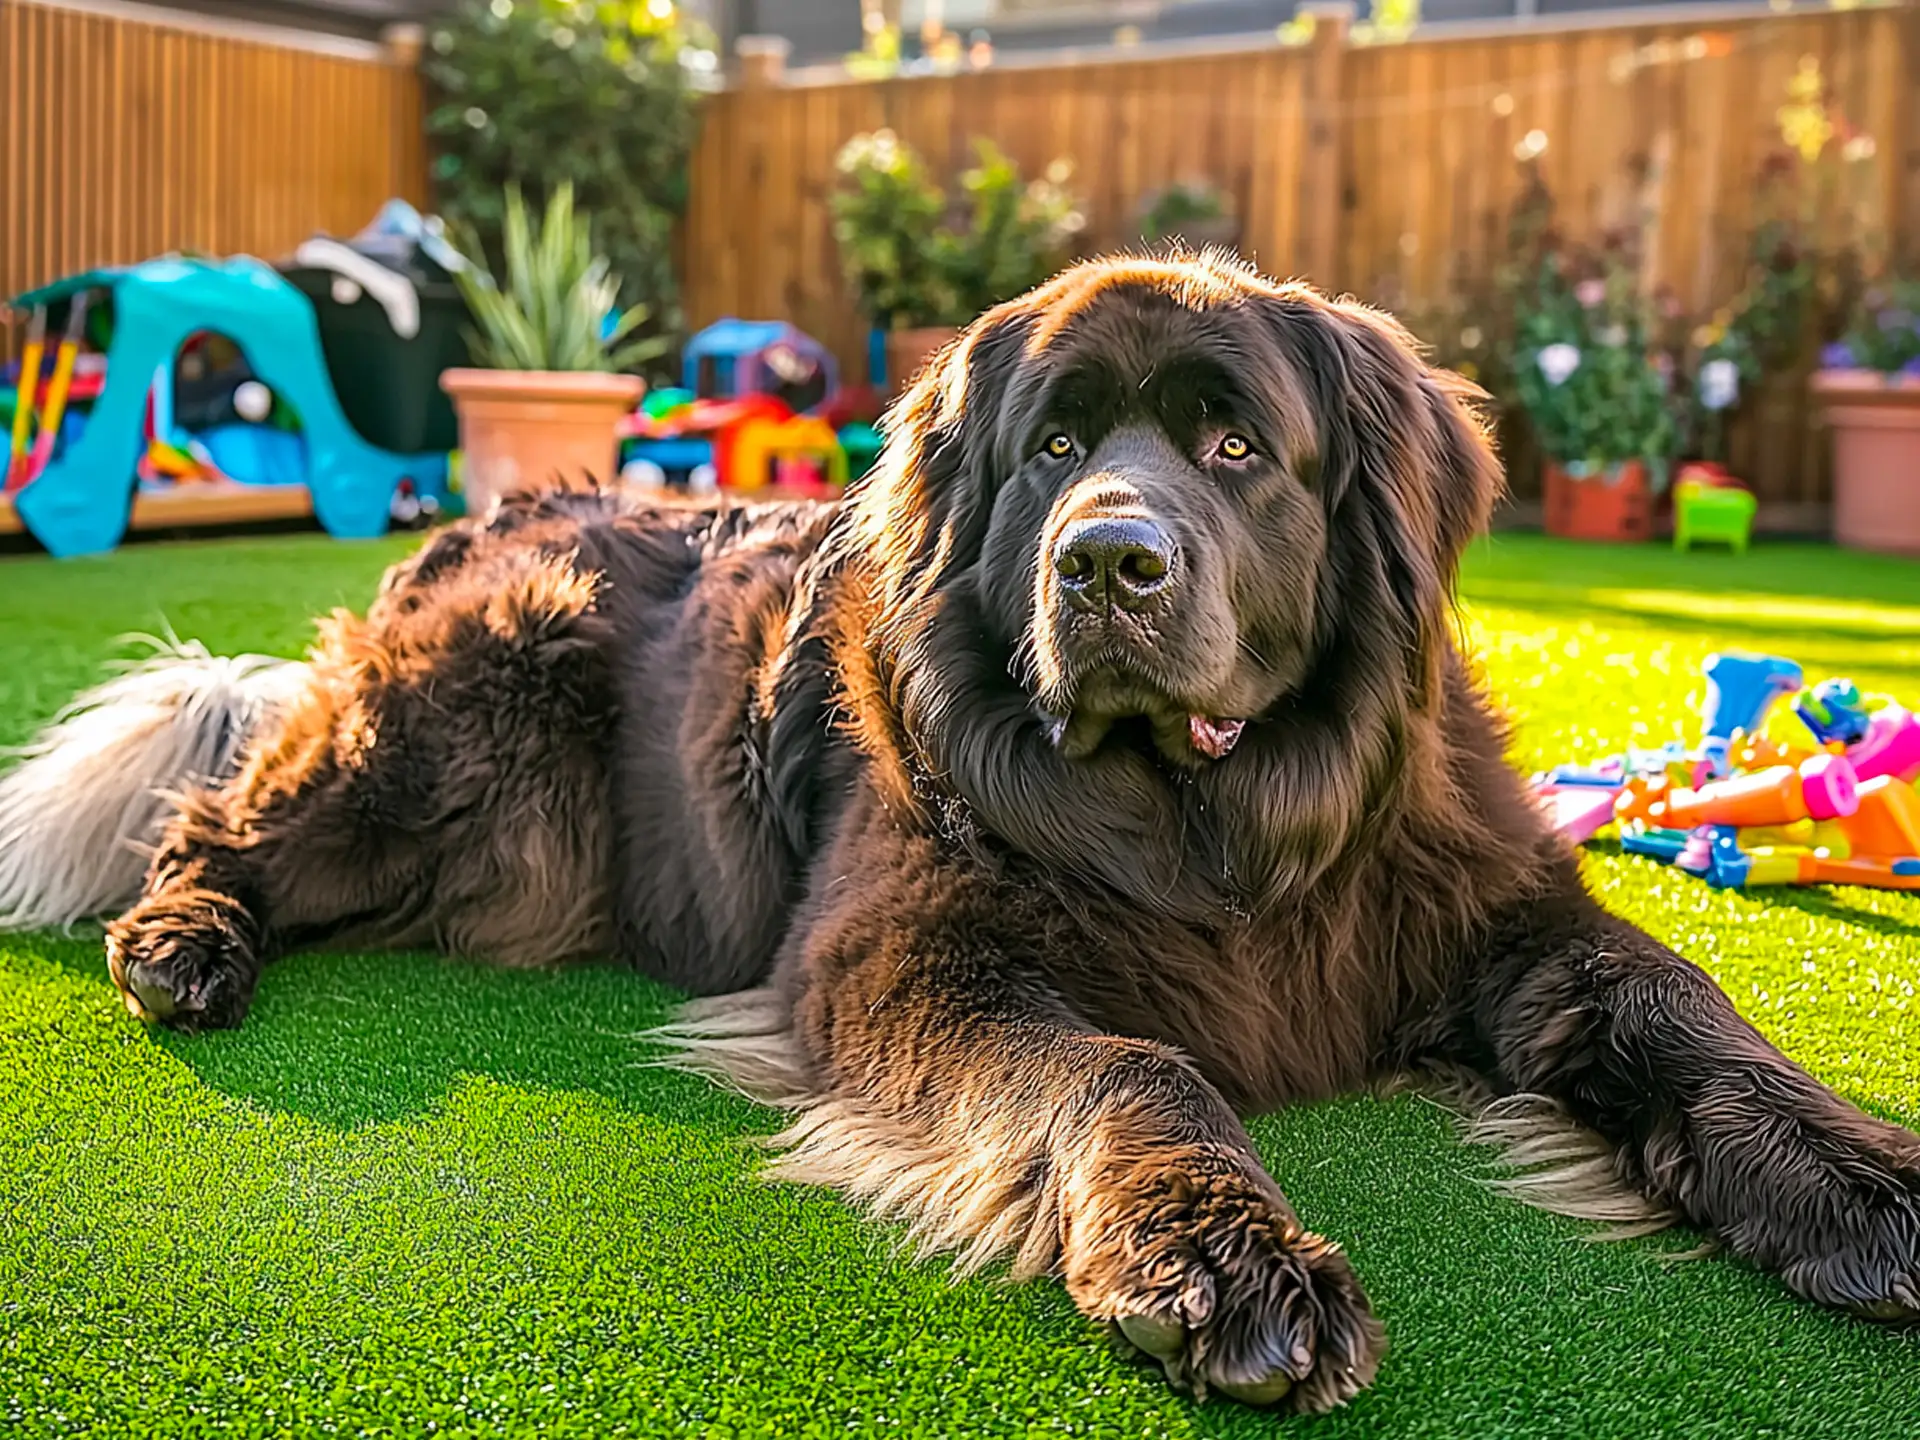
(1575, 279, 1606, 308)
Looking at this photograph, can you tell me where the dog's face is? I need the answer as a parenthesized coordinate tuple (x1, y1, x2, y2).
(852, 255, 1501, 774)
(975, 284, 1333, 767)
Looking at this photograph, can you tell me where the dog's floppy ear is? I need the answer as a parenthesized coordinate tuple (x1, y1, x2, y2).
(844, 306, 1034, 622)
(1263, 293, 1503, 638)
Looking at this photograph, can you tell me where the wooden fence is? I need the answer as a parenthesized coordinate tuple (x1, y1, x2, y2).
(1, 0, 425, 356)
(3, 1, 1914, 520)
(683, 3, 1920, 520)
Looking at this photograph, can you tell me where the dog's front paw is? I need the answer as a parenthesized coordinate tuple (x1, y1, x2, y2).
(105, 887, 261, 1031)
(1687, 1085, 1920, 1324)
(1777, 1177, 1920, 1324)
(1067, 1164, 1383, 1413)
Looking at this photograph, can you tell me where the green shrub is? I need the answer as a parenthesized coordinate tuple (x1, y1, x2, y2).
(424, 0, 712, 362)
(831, 131, 1084, 329)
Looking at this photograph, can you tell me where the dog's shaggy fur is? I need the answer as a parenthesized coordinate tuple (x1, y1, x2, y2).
(4, 256, 1917, 1411)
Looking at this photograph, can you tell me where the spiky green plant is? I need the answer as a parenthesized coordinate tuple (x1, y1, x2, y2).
(453, 184, 665, 373)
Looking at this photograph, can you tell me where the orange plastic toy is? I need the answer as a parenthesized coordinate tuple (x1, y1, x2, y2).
(1650, 754, 1858, 831)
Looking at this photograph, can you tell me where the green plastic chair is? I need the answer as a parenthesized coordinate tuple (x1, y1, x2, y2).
(1673, 478, 1757, 554)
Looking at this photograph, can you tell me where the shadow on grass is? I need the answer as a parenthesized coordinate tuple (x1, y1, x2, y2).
(1584, 842, 1920, 938)
(40, 939, 768, 1133)
(1460, 581, 1920, 651)
(1755, 887, 1920, 941)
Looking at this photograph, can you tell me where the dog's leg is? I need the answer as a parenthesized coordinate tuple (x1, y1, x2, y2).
(670, 909, 1383, 1411)
(1453, 892, 1920, 1319)
(104, 658, 431, 1030)
(107, 543, 615, 1030)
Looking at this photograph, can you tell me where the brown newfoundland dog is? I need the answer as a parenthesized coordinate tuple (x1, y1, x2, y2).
(3, 255, 1916, 1413)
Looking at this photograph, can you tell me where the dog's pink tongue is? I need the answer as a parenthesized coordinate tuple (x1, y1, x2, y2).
(1188, 715, 1246, 760)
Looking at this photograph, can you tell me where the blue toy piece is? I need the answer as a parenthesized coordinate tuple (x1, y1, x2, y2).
(1540, 763, 1628, 788)
(1700, 827, 1753, 889)
(1620, 827, 1692, 864)
(683, 318, 837, 412)
(198, 424, 308, 488)
(1797, 678, 1873, 746)
(1697, 651, 1804, 779)
(10, 258, 444, 558)
(1701, 652, 1804, 741)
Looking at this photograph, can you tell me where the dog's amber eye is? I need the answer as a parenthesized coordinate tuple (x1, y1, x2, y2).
(1042, 433, 1076, 460)
(1218, 434, 1253, 462)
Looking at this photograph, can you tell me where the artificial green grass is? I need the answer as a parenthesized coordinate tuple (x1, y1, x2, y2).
(2, 530, 1918, 1437)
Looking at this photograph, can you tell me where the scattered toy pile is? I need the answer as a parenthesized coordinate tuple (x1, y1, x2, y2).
(1532, 651, 1920, 891)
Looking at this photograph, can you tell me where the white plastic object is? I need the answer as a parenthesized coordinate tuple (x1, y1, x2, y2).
(294, 237, 421, 339)
(232, 381, 273, 424)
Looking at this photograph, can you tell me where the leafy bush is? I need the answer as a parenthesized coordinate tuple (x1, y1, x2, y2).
(828, 131, 958, 329)
(424, 0, 712, 358)
(1137, 182, 1237, 246)
(831, 131, 1084, 329)
(453, 184, 666, 372)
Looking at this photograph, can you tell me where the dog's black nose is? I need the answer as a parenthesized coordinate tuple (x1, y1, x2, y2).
(1053, 517, 1176, 611)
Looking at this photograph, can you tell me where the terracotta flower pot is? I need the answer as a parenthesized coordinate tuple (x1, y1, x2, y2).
(440, 368, 646, 515)
(1811, 369, 1920, 556)
(884, 326, 959, 396)
(1543, 459, 1654, 542)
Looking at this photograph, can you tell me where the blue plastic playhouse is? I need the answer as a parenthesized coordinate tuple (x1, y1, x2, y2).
(4, 255, 448, 557)
(684, 319, 836, 409)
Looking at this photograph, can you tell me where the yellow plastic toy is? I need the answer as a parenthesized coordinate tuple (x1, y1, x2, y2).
(727, 414, 848, 493)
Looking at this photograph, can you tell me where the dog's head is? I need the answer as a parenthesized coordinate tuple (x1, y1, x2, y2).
(836, 255, 1501, 904)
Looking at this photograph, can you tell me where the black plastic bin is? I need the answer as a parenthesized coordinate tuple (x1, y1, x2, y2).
(280, 214, 472, 456)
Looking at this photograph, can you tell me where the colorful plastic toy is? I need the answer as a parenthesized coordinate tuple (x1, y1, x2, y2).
(727, 413, 848, 494)
(621, 322, 868, 498)
(684, 319, 837, 411)
(1797, 678, 1872, 746)
(1672, 472, 1756, 553)
(5, 307, 47, 490)
(4, 258, 448, 557)
(18, 293, 92, 490)
(1531, 649, 1920, 892)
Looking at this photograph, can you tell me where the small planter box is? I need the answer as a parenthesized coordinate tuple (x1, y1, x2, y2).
(1543, 459, 1653, 542)
(1811, 370, 1920, 556)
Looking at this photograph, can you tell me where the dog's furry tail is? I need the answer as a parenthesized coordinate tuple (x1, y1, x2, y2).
(0, 639, 306, 930)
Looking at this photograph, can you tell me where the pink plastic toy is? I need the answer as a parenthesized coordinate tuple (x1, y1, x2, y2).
(1536, 786, 1621, 844)
(1849, 706, 1920, 785)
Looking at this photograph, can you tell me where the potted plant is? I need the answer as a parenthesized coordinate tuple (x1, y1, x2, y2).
(1812, 279, 1920, 554)
(440, 184, 662, 512)
(1503, 168, 1678, 541)
(831, 131, 1084, 392)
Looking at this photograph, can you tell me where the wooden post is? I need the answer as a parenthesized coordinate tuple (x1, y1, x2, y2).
(380, 22, 424, 68)
(1295, 2, 1352, 289)
(736, 35, 790, 89)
